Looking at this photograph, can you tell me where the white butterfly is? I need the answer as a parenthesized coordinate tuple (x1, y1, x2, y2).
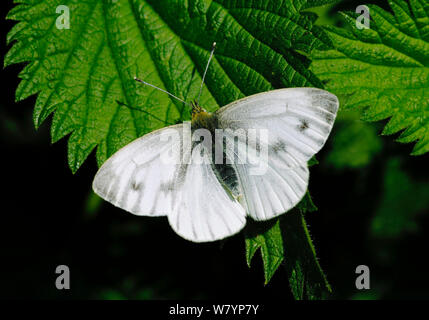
(93, 44, 339, 243)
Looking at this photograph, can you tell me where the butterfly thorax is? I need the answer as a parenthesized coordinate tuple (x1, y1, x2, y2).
(190, 100, 240, 199)
(191, 100, 217, 131)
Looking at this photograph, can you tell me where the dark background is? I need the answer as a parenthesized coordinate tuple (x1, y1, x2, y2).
(1, 0, 428, 300)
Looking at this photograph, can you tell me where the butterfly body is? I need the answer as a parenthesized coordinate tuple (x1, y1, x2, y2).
(190, 101, 218, 132)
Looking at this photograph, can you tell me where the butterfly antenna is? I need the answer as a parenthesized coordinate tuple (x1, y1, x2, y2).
(116, 100, 175, 125)
(197, 42, 216, 104)
(134, 77, 190, 106)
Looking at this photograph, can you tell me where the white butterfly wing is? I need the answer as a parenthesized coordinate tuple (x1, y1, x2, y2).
(222, 136, 310, 221)
(216, 88, 339, 221)
(217, 88, 339, 163)
(93, 124, 185, 217)
(93, 124, 246, 242)
(168, 142, 246, 242)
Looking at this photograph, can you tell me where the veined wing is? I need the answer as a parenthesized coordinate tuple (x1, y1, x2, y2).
(93, 124, 246, 242)
(216, 88, 338, 220)
(216, 88, 338, 163)
(220, 128, 309, 221)
(93, 124, 185, 216)
(168, 142, 246, 242)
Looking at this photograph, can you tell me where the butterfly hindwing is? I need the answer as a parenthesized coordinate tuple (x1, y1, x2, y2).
(220, 128, 310, 220)
(168, 142, 246, 242)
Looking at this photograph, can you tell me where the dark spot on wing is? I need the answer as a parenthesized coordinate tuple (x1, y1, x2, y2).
(324, 112, 334, 123)
(272, 140, 286, 153)
(158, 164, 188, 206)
(131, 180, 143, 191)
(298, 119, 309, 132)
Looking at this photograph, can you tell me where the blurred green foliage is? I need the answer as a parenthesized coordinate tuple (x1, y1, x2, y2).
(326, 110, 382, 169)
(371, 158, 429, 238)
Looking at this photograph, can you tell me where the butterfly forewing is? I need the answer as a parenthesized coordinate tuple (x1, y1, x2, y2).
(216, 88, 338, 163)
(92, 124, 185, 216)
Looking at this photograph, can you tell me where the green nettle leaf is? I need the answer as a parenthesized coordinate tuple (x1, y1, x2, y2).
(311, 0, 429, 155)
(6, 0, 335, 297)
(245, 219, 284, 285)
(6, 0, 332, 172)
(245, 200, 331, 300)
(280, 210, 331, 300)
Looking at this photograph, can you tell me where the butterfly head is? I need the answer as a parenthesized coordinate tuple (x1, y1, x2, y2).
(191, 100, 208, 121)
(190, 100, 216, 130)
